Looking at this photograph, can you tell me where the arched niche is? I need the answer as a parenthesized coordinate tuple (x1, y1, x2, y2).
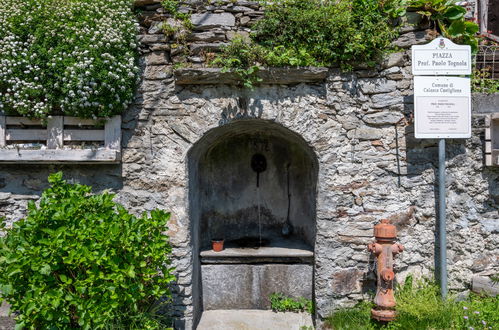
(188, 119, 318, 321)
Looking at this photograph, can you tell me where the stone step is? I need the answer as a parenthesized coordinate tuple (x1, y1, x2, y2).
(197, 310, 314, 330)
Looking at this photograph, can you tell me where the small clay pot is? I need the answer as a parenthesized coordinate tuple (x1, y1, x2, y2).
(212, 239, 224, 252)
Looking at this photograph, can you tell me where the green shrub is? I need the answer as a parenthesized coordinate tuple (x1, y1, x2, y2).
(269, 293, 314, 314)
(253, 0, 399, 68)
(0, 172, 175, 329)
(213, 0, 401, 76)
(0, 0, 139, 118)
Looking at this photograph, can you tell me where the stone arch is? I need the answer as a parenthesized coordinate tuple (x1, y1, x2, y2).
(188, 119, 319, 325)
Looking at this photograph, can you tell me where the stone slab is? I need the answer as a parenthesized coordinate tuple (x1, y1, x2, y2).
(201, 264, 313, 310)
(358, 78, 397, 94)
(200, 240, 313, 259)
(197, 310, 314, 330)
(174, 67, 329, 85)
(191, 13, 236, 29)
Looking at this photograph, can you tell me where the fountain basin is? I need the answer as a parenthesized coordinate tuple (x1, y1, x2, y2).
(201, 263, 313, 310)
(200, 236, 313, 310)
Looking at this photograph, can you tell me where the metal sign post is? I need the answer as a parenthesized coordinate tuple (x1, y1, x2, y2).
(438, 138, 447, 299)
(412, 37, 472, 299)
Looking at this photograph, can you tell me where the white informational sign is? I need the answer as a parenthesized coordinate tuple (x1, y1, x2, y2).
(412, 37, 471, 76)
(414, 76, 471, 139)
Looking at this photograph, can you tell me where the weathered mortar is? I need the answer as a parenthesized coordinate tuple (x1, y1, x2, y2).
(0, 1, 497, 329)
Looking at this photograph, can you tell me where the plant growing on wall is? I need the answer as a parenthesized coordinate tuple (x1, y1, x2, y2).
(0, 172, 175, 329)
(0, 0, 139, 119)
(211, 0, 403, 87)
(409, 0, 480, 52)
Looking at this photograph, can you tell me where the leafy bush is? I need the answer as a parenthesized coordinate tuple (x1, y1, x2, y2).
(325, 275, 499, 329)
(269, 293, 314, 314)
(213, 0, 401, 76)
(253, 0, 399, 68)
(0, 173, 175, 329)
(0, 0, 139, 119)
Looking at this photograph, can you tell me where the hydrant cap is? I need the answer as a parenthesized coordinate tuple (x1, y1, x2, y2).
(374, 219, 397, 239)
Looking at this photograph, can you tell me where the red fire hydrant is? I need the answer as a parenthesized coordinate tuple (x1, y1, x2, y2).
(367, 219, 404, 322)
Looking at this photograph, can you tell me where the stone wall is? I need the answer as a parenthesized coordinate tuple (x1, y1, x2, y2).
(0, 1, 498, 329)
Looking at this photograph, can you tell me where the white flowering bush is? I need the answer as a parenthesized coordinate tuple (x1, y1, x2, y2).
(0, 0, 139, 118)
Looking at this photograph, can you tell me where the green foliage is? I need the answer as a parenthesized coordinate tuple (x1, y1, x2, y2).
(253, 0, 398, 68)
(0, 172, 175, 329)
(326, 301, 376, 330)
(381, 0, 408, 19)
(0, 0, 139, 119)
(211, 36, 264, 88)
(269, 293, 314, 314)
(212, 0, 402, 87)
(387, 275, 458, 329)
(326, 275, 499, 330)
(454, 294, 499, 330)
(472, 68, 499, 94)
(409, 0, 480, 52)
(161, 0, 193, 60)
(161, 0, 192, 25)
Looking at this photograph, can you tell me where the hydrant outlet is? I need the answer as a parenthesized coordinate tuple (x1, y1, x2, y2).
(381, 269, 395, 281)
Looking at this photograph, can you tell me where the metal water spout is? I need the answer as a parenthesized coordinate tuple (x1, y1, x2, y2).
(367, 219, 404, 322)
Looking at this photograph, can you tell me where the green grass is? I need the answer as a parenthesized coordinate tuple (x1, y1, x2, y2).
(326, 276, 499, 330)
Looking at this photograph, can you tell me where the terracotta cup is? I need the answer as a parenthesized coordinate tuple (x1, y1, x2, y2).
(211, 239, 224, 252)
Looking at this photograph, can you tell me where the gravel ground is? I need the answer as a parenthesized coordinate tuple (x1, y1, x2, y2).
(0, 317, 15, 330)
(0, 302, 14, 330)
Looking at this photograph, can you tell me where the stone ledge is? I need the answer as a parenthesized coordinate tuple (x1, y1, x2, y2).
(174, 67, 329, 85)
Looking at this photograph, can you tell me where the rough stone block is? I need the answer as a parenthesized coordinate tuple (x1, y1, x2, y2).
(330, 268, 364, 295)
(143, 65, 172, 80)
(347, 126, 384, 140)
(191, 13, 236, 29)
(392, 31, 430, 48)
(363, 111, 404, 126)
(189, 43, 228, 55)
(381, 52, 405, 69)
(138, 34, 168, 44)
(358, 78, 397, 94)
(145, 51, 169, 65)
(371, 92, 404, 109)
(226, 6, 253, 12)
(187, 31, 226, 42)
